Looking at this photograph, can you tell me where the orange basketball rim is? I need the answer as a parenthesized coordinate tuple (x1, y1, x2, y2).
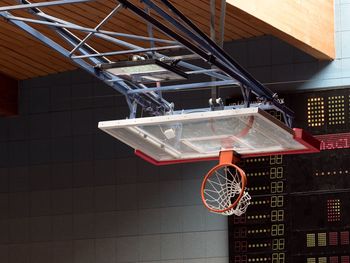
(200, 150, 251, 216)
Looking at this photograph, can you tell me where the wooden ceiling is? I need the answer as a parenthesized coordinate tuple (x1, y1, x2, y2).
(0, 0, 267, 80)
(0, 0, 334, 81)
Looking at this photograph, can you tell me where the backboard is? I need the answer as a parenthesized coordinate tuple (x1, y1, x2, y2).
(98, 108, 320, 165)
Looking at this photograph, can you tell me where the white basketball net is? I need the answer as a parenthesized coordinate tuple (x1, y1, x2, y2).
(202, 165, 251, 216)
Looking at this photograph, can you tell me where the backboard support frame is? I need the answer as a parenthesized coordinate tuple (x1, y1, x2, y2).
(1, 0, 294, 126)
(1, 0, 322, 217)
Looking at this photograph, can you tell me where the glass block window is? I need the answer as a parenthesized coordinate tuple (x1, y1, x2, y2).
(329, 232, 338, 246)
(328, 95, 345, 125)
(329, 256, 339, 263)
(327, 199, 341, 222)
(307, 97, 325, 127)
(341, 231, 349, 245)
(318, 232, 327, 246)
(307, 233, 316, 247)
(341, 256, 349, 263)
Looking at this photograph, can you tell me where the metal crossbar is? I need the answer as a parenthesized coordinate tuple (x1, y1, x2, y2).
(0, 0, 295, 125)
(0, 0, 94, 12)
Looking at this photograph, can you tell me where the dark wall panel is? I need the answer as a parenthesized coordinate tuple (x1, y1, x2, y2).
(0, 74, 17, 116)
(228, 88, 350, 263)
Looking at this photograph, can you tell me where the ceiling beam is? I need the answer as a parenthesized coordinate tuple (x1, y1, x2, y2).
(0, 73, 18, 116)
(227, 0, 335, 60)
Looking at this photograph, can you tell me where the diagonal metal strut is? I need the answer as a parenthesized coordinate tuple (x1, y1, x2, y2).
(0, 0, 294, 125)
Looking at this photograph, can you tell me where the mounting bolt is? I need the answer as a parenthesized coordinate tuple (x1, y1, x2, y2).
(131, 55, 146, 61)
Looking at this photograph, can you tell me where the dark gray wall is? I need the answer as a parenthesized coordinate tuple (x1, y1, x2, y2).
(0, 71, 228, 263)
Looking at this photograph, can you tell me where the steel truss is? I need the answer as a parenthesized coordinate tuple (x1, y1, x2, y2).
(0, 0, 294, 126)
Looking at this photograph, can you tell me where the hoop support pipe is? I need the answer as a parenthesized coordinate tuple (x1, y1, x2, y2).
(219, 150, 240, 165)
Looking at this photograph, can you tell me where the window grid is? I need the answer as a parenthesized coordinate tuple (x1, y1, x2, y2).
(307, 233, 316, 247)
(318, 233, 327, 247)
(341, 231, 349, 245)
(330, 256, 339, 263)
(341, 256, 349, 263)
(327, 199, 341, 222)
(307, 97, 325, 127)
(328, 95, 345, 125)
(329, 232, 338, 246)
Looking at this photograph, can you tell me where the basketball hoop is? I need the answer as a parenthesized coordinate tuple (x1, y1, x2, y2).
(99, 108, 320, 215)
(201, 150, 251, 216)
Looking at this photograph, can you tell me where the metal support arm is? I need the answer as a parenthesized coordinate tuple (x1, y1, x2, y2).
(1, 0, 294, 125)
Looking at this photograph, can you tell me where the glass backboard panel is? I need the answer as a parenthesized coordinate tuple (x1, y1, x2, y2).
(98, 108, 317, 163)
